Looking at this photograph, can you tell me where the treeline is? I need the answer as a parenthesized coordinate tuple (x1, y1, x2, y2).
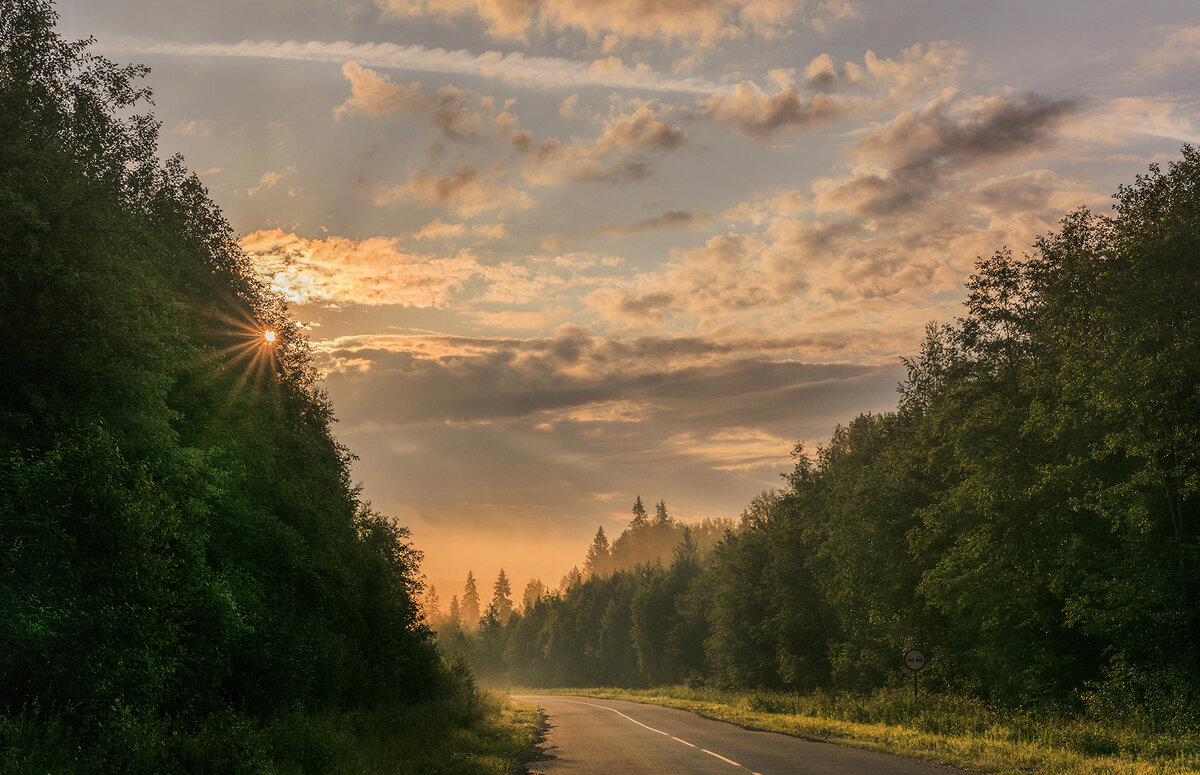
(0, 3, 468, 770)
(457, 148, 1200, 719)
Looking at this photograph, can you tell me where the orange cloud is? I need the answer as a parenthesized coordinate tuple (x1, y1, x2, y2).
(240, 228, 483, 307)
(358, 163, 535, 216)
(700, 81, 841, 140)
(334, 61, 484, 138)
(374, 0, 814, 44)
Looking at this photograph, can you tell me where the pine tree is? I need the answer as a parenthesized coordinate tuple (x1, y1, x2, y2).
(448, 594, 462, 630)
(654, 500, 671, 528)
(631, 495, 649, 528)
(584, 526, 612, 577)
(462, 571, 481, 630)
(492, 568, 514, 621)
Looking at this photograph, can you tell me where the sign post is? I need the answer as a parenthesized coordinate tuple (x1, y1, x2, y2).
(903, 648, 926, 703)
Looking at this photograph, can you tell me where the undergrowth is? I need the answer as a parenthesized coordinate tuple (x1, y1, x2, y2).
(0, 690, 542, 775)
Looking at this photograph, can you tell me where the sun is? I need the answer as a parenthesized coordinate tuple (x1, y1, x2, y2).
(264, 330, 276, 343)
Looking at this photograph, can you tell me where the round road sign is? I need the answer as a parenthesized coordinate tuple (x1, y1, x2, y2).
(904, 648, 926, 672)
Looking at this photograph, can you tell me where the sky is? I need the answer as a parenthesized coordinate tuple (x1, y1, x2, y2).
(56, 0, 1200, 603)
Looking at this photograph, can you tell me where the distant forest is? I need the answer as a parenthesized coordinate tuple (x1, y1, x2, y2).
(444, 146, 1200, 718)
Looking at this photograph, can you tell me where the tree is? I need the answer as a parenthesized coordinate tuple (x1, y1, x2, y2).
(521, 578, 547, 610)
(654, 500, 671, 528)
(462, 571, 481, 630)
(738, 489, 782, 530)
(447, 594, 462, 631)
(492, 568, 514, 622)
(0, 3, 450, 763)
(559, 566, 583, 591)
(630, 495, 649, 528)
(584, 526, 612, 577)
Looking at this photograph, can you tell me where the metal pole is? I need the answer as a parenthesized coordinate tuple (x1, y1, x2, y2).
(913, 671, 918, 703)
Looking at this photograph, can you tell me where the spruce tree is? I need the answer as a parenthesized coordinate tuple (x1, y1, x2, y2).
(630, 495, 649, 528)
(492, 569, 514, 621)
(462, 571, 481, 630)
(584, 526, 612, 576)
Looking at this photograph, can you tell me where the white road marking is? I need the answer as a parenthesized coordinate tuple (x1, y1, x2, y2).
(702, 748, 742, 767)
(552, 697, 760, 772)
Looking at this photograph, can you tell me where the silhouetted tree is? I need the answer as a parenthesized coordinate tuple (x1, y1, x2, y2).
(630, 495, 649, 528)
(462, 571, 481, 630)
(492, 569, 514, 621)
(584, 526, 612, 577)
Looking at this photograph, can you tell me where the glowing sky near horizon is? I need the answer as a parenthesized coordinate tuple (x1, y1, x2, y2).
(58, 0, 1199, 600)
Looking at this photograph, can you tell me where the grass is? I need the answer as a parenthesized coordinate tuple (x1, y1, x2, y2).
(517, 686, 1200, 775)
(0, 691, 544, 775)
(347, 691, 545, 775)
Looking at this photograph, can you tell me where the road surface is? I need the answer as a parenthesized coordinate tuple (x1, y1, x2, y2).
(513, 694, 973, 775)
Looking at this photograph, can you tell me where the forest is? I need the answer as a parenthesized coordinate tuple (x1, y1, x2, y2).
(443, 145, 1200, 723)
(0, 3, 539, 772)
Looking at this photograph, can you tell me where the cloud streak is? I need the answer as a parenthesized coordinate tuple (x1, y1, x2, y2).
(106, 35, 728, 94)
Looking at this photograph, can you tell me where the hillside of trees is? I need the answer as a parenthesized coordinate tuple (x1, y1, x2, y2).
(0, 3, 490, 770)
(453, 147, 1200, 722)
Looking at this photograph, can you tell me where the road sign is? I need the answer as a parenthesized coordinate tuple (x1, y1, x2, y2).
(904, 648, 926, 672)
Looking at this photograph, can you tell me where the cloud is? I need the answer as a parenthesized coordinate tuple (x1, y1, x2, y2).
(108, 35, 726, 94)
(358, 163, 536, 216)
(1137, 26, 1200, 77)
(1069, 96, 1200, 144)
(666, 427, 796, 471)
(312, 328, 893, 426)
(814, 93, 1077, 217)
(334, 61, 484, 138)
(508, 104, 688, 185)
(240, 228, 483, 307)
(414, 217, 509, 241)
(244, 170, 281, 197)
(700, 80, 841, 140)
(175, 119, 215, 136)
(697, 42, 968, 140)
(558, 93, 592, 121)
(587, 231, 806, 324)
(841, 41, 969, 101)
(598, 210, 709, 237)
(374, 0, 811, 45)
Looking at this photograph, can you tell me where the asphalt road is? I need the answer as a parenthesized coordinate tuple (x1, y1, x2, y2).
(512, 695, 973, 775)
